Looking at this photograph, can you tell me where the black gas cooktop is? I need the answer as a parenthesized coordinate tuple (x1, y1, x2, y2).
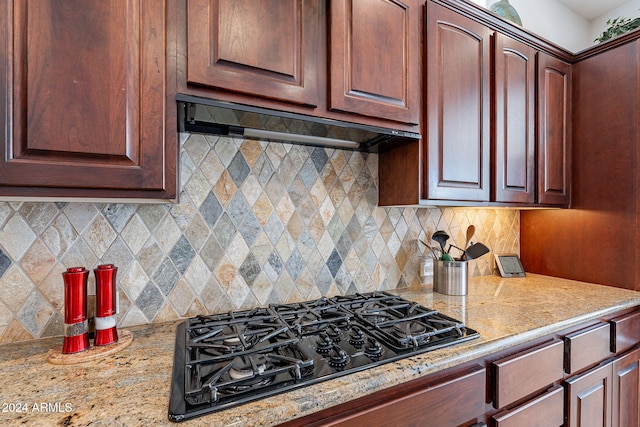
(168, 291, 479, 422)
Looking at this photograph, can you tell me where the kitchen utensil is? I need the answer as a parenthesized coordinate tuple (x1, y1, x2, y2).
(419, 239, 441, 259)
(94, 264, 119, 346)
(464, 225, 476, 249)
(62, 267, 90, 354)
(432, 230, 450, 253)
(465, 242, 490, 260)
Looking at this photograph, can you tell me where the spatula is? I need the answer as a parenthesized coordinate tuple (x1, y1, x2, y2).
(465, 242, 490, 260)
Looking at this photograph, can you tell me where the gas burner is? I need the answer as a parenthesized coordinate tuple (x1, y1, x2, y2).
(364, 338, 383, 358)
(393, 322, 428, 340)
(229, 356, 267, 380)
(169, 291, 479, 422)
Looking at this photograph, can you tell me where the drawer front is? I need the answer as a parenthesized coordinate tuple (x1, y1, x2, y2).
(492, 385, 564, 427)
(492, 340, 564, 409)
(564, 322, 611, 374)
(611, 311, 640, 353)
(325, 365, 486, 427)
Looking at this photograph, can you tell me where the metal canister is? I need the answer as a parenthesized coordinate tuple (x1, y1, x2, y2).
(94, 264, 119, 346)
(62, 267, 90, 354)
(434, 260, 468, 296)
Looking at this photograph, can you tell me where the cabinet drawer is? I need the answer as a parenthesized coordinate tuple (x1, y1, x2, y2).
(492, 385, 564, 427)
(492, 340, 564, 408)
(564, 322, 611, 374)
(611, 311, 640, 353)
(322, 365, 486, 427)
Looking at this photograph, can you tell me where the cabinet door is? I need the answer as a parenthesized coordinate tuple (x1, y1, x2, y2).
(0, 0, 176, 199)
(425, 2, 491, 202)
(329, 0, 420, 125)
(612, 347, 640, 427)
(565, 360, 613, 427)
(538, 52, 571, 206)
(187, 0, 320, 107)
(493, 34, 536, 204)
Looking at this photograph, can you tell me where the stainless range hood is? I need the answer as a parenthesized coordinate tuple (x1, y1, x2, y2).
(177, 95, 420, 152)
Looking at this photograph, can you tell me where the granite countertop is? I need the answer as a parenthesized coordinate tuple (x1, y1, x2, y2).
(1, 274, 639, 427)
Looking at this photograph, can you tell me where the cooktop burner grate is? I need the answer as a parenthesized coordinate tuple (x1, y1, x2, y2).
(168, 291, 479, 422)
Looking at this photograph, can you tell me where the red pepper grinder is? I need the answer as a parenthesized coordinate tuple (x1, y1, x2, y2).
(94, 264, 119, 346)
(62, 267, 90, 354)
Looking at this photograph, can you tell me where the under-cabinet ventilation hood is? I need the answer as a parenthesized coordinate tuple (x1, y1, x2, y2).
(177, 95, 420, 152)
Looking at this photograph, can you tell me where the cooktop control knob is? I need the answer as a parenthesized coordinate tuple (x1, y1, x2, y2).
(327, 345, 349, 367)
(364, 338, 383, 358)
(326, 324, 342, 341)
(315, 333, 333, 353)
(349, 326, 365, 346)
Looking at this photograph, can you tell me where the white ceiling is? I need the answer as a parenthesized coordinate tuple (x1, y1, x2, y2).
(556, 0, 631, 20)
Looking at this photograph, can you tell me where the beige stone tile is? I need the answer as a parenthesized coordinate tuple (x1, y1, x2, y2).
(213, 170, 237, 208)
(21, 239, 55, 284)
(239, 139, 263, 167)
(253, 192, 274, 226)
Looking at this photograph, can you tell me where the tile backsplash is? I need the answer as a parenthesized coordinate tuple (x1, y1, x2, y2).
(0, 134, 519, 343)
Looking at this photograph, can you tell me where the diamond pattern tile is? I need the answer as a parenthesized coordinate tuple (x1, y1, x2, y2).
(0, 133, 520, 343)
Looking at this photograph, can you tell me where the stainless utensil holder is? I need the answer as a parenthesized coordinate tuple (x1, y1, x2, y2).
(434, 260, 468, 295)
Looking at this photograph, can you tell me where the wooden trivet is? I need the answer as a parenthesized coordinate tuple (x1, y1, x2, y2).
(46, 329, 133, 365)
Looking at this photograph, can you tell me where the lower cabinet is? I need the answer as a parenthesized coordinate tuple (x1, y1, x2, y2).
(492, 385, 564, 427)
(612, 347, 640, 427)
(278, 309, 640, 427)
(279, 364, 486, 427)
(565, 360, 613, 427)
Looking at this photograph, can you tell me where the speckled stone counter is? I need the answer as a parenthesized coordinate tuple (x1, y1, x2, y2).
(1, 274, 639, 427)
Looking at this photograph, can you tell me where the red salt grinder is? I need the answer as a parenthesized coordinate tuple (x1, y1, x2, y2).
(62, 267, 90, 354)
(94, 264, 119, 346)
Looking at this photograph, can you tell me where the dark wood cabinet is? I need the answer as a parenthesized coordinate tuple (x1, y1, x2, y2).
(0, 0, 177, 200)
(493, 33, 536, 204)
(491, 385, 564, 427)
(381, 1, 571, 207)
(565, 361, 613, 427)
(521, 39, 638, 290)
(181, 0, 421, 131)
(537, 52, 571, 206)
(424, 1, 491, 202)
(329, 0, 420, 125)
(186, 0, 320, 107)
(612, 347, 640, 427)
(278, 364, 486, 427)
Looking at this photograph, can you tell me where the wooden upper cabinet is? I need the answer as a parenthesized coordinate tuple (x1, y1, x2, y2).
(425, 1, 491, 202)
(493, 33, 536, 204)
(186, 0, 320, 107)
(329, 0, 420, 125)
(538, 52, 571, 206)
(0, 0, 176, 199)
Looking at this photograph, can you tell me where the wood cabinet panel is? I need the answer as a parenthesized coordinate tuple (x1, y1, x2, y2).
(537, 52, 571, 205)
(564, 322, 612, 375)
(425, 1, 491, 202)
(492, 340, 564, 408)
(521, 41, 637, 288)
(492, 385, 564, 427)
(279, 365, 486, 427)
(611, 311, 640, 353)
(186, 0, 320, 106)
(612, 347, 640, 427)
(0, 0, 176, 199)
(329, 0, 420, 124)
(493, 33, 536, 204)
(321, 366, 485, 427)
(565, 360, 613, 427)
